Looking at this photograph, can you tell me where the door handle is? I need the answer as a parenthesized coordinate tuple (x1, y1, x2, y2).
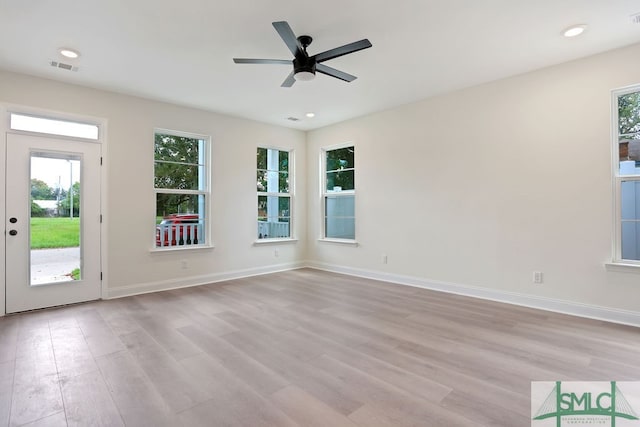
(9, 230, 17, 236)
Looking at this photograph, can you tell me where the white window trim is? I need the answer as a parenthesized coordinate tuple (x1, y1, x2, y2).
(255, 147, 295, 243)
(610, 86, 640, 269)
(320, 143, 357, 243)
(605, 262, 640, 273)
(151, 128, 212, 252)
(318, 238, 359, 246)
(253, 238, 299, 245)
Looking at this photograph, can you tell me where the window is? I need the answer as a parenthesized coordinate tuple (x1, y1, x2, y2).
(154, 130, 209, 248)
(10, 113, 99, 140)
(613, 88, 640, 263)
(257, 147, 291, 239)
(323, 145, 355, 240)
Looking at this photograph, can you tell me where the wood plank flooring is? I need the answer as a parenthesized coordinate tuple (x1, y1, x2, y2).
(0, 268, 638, 426)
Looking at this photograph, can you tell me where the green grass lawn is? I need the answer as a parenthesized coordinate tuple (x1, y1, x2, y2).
(31, 217, 80, 249)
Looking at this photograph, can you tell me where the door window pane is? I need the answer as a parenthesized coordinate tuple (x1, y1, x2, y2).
(30, 154, 81, 285)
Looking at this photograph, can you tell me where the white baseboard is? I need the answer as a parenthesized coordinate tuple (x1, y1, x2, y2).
(306, 261, 640, 328)
(107, 261, 306, 299)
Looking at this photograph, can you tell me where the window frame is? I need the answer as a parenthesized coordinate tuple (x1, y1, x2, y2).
(152, 128, 212, 251)
(320, 143, 357, 243)
(612, 86, 640, 266)
(256, 146, 294, 242)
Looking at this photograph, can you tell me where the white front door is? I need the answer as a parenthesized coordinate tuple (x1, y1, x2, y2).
(5, 133, 101, 313)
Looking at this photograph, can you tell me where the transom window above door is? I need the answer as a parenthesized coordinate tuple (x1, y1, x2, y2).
(10, 113, 99, 140)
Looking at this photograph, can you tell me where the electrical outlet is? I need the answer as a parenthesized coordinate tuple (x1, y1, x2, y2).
(180, 259, 188, 270)
(533, 271, 543, 284)
(274, 249, 279, 258)
(382, 254, 388, 264)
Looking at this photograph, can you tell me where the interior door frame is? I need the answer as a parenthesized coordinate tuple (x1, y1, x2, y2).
(0, 104, 108, 316)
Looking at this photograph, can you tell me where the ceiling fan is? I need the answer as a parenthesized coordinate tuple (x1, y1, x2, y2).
(233, 21, 372, 87)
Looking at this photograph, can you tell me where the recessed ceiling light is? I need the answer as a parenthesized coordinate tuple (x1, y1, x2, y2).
(59, 48, 80, 59)
(305, 112, 315, 118)
(563, 25, 586, 38)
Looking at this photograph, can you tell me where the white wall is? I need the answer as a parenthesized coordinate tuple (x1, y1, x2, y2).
(306, 43, 640, 315)
(3, 42, 640, 320)
(0, 70, 307, 299)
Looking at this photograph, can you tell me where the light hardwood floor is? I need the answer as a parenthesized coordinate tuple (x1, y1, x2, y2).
(0, 268, 638, 426)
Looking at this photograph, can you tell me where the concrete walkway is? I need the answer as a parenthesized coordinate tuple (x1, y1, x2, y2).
(31, 247, 80, 284)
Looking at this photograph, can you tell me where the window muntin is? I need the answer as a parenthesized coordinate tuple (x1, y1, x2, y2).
(257, 148, 291, 240)
(614, 88, 640, 263)
(154, 131, 209, 248)
(323, 146, 355, 240)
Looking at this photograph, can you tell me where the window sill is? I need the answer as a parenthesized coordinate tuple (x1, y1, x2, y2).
(605, 262, 640, 274)
(150, 245, 215, 254)
(318, 238, 359, 247)
(253, 238, 298, 245)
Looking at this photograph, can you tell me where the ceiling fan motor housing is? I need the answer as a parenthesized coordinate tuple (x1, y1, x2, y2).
(294, 35, 315, 76)
(293, 56, 316, 76)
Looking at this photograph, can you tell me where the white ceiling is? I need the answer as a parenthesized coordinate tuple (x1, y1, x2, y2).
(1, 0, 640, 130)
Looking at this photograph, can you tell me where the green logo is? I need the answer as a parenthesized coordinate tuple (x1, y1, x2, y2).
(532, 381, 639, 427)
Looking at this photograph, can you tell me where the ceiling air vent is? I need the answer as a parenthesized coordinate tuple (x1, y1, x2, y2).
(287, 117, 300, 122)
(49, 61, 79, 72)
(631, 13, 640, 24)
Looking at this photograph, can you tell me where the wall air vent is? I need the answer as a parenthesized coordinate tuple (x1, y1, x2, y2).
(49, 61, 79, 72)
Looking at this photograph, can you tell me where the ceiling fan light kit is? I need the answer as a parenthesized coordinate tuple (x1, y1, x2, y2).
(294, 71, 315, 81)
(233, 21, 372, 87)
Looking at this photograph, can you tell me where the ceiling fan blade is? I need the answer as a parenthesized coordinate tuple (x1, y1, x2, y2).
(281, 71, 296, 87)
(313, 39, 372, 63)
(233, 58, 291, 65)
(316, 64, 357, 82)
(272, 21, 302, 56)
